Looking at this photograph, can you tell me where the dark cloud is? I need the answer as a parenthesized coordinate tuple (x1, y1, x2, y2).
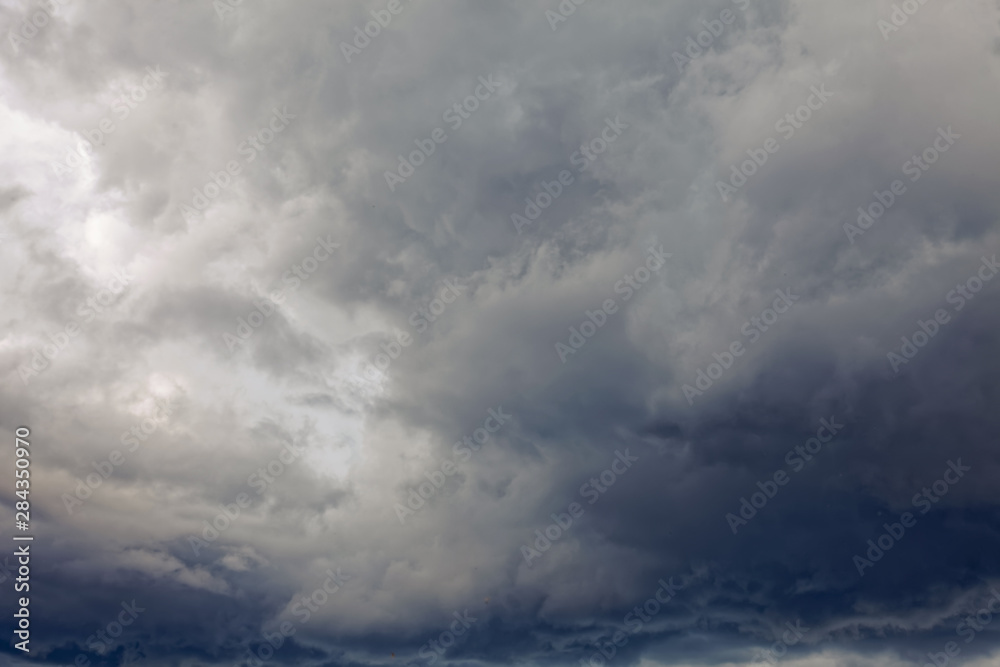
(2, 0, 1000, 666)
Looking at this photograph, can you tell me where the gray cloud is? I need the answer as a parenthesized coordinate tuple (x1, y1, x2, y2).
(2, 0, 1000, 666)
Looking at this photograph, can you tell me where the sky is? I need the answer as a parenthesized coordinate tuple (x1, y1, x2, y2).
(1, 0, 1000, 666)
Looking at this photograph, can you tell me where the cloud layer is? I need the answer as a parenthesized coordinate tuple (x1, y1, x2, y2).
(2, 0, 1000, 666)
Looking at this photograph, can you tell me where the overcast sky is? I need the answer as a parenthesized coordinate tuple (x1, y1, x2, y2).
(2, 1, 1000, 666)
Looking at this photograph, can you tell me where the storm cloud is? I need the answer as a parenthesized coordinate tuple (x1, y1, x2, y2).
(2, 1, 1000, 666)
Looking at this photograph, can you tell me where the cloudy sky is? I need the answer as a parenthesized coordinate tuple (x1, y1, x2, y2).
(2, 0, 1000, 666)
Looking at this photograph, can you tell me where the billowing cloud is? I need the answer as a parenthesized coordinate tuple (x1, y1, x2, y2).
(2, 0, 1000, 666)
